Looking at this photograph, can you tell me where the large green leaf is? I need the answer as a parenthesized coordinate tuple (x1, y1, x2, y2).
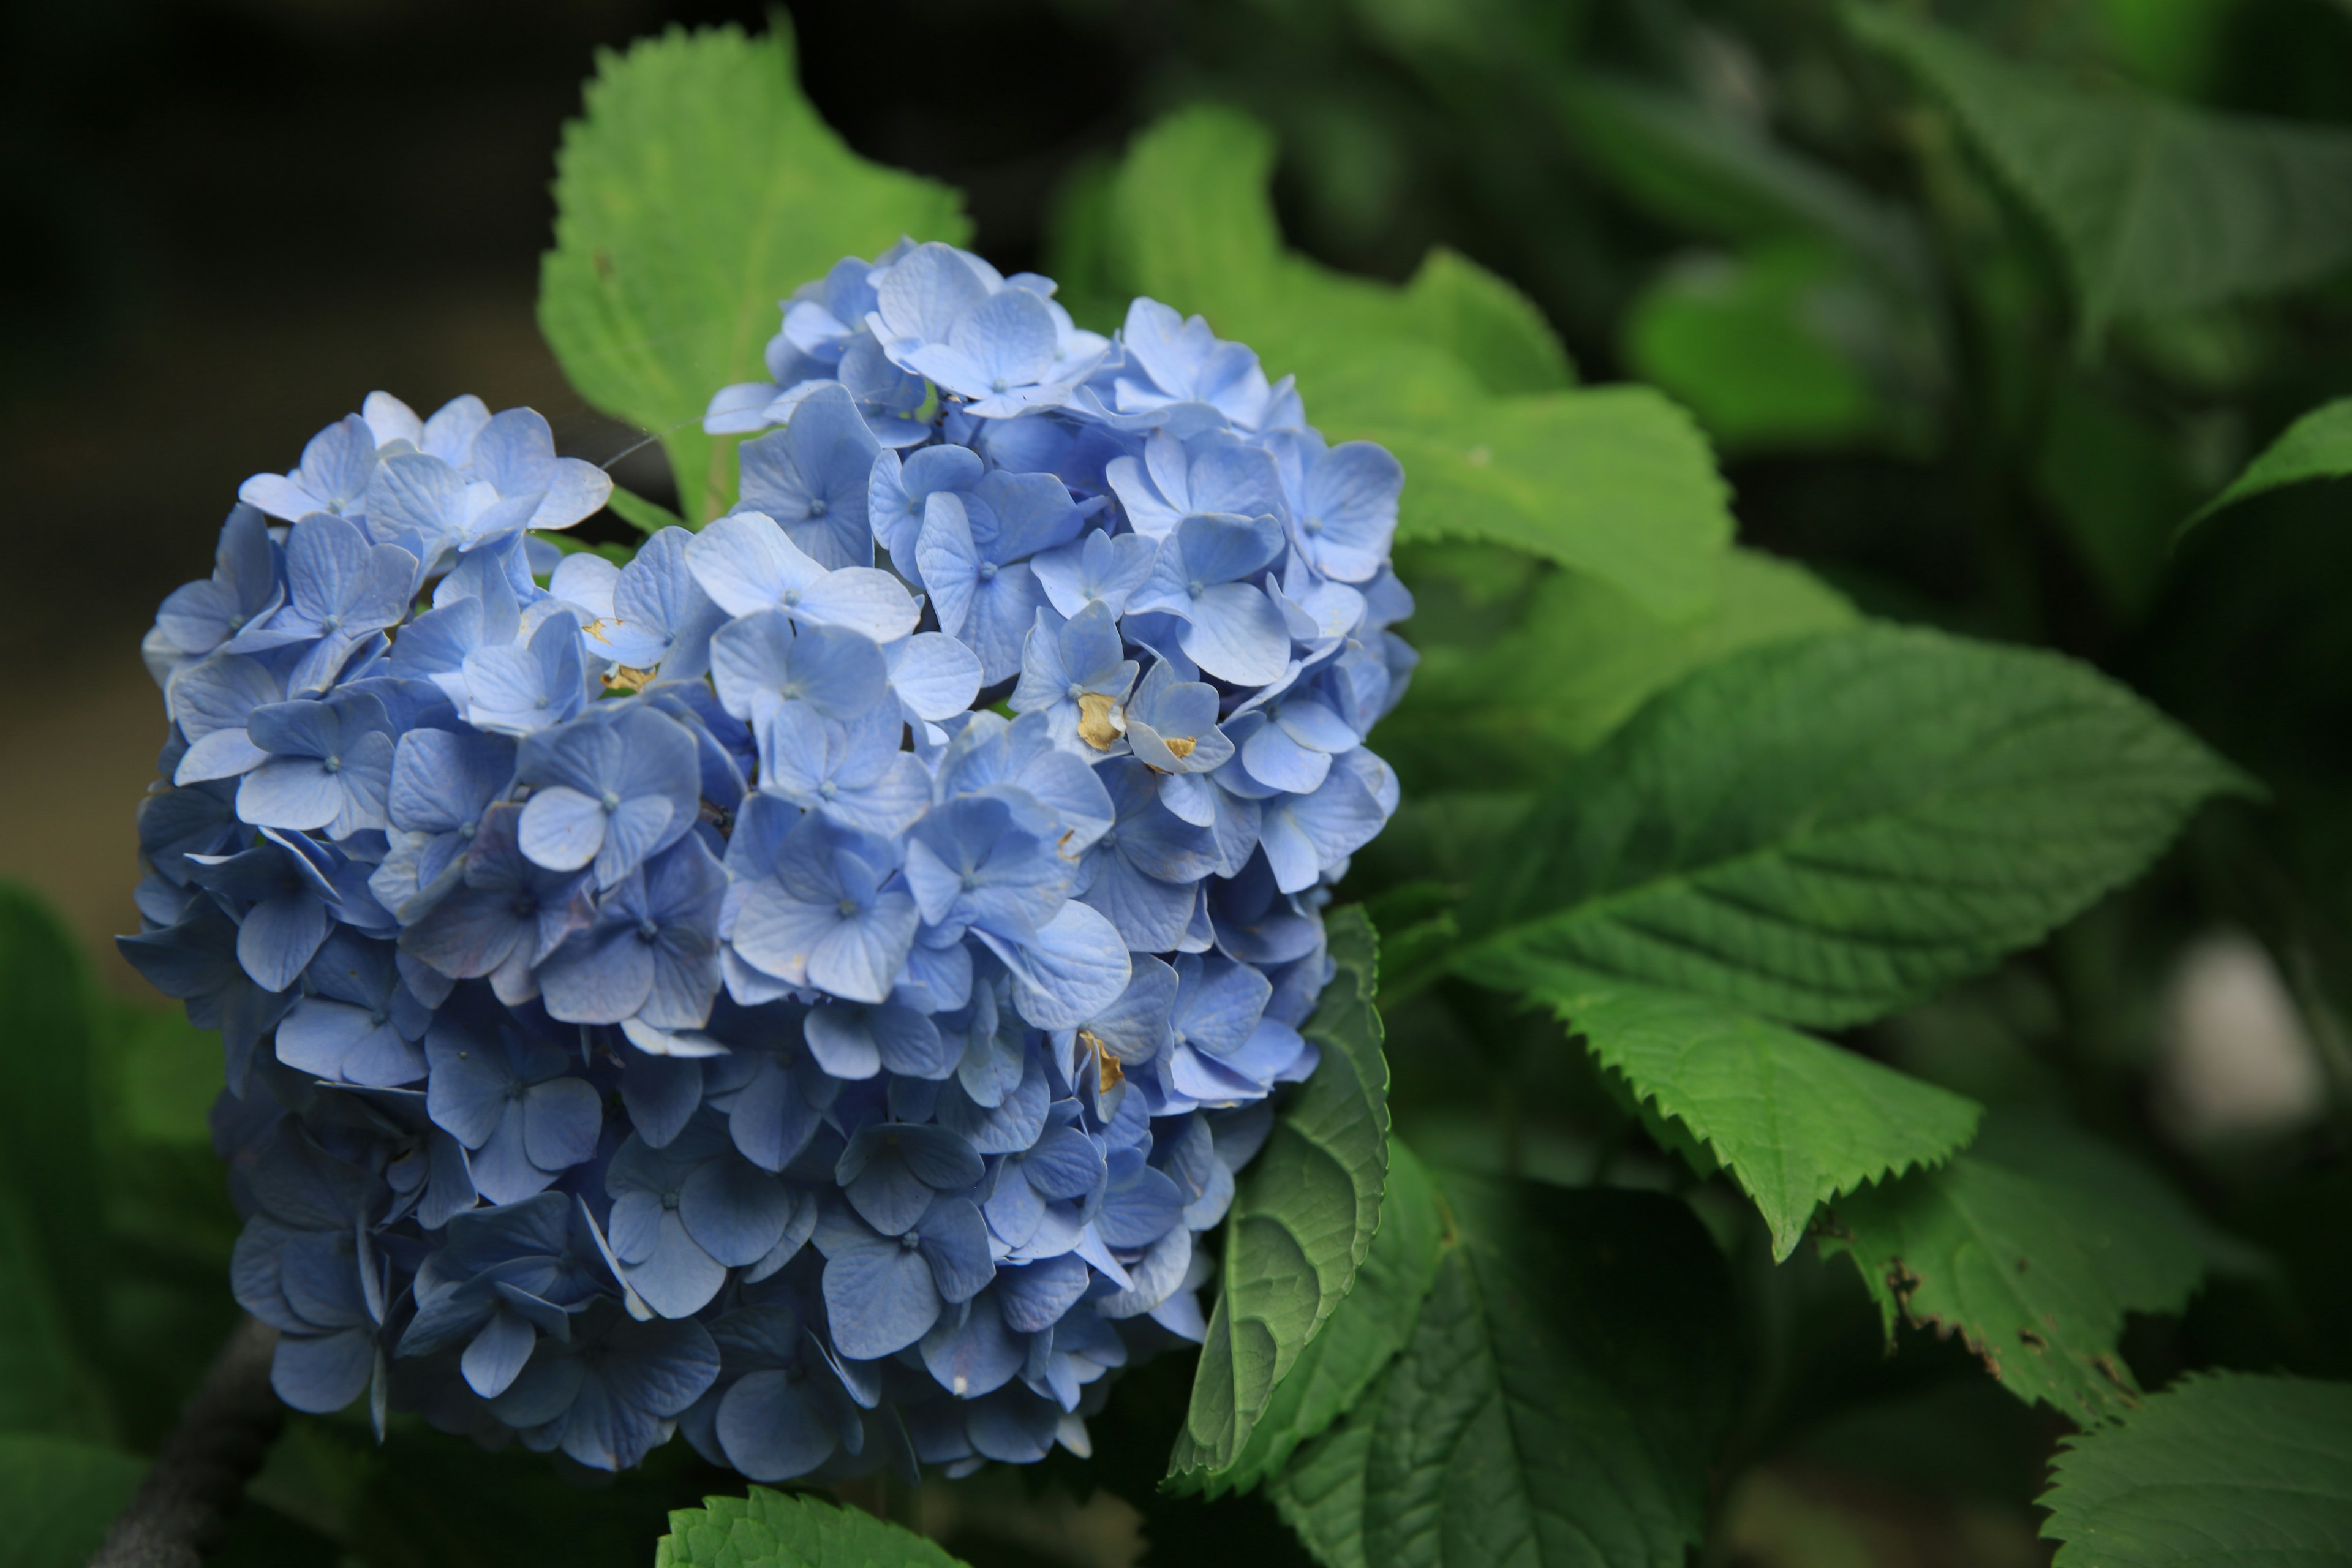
(1212, 1142, 1444, 1496)
(1170, 908, 1391, 1490)
(2039, 1373, 2352, 1566)
(1820, 1141, 2204, 1425)
(1379, 548, 1856, 793)
(1086, 105, 1732, 619)
(540, 21, 968, 523)
(655, 1488, 965, 1568)
(1547, 976, 1981, 1261)
(0, 1433, 145, 1568)
(1848, 6, 2352, 348)
(1272, 1174, 1743, 1568)
(1444, 625, 2247, 1027)
(2184, 395, 2352, 531)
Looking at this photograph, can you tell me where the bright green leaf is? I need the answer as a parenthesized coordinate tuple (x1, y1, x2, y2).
(1445, 625, 2248, 1027)
(1544, 976, 1981, 1260)
(1216, 1142, 1445, 1495)
(603, 485, 689, 537)
(2040, 1372, 2352, 1566)
(2184, 395, 2352, 531)
(655, 1487, 966, 1568)
(541, 21, 968, 524)
(1821, 1145, 2204, 1425)
(1379, 548, 1857, 792)
(1274, 1172, 1743, 1568)
(1170, 908, 1390, 1491)
(0, 1434, 144, 1568)
(1848, 6, 2352, 349)
(1090, 106, 1731, 619)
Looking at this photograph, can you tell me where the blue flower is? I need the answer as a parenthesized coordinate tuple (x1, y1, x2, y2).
(424, 1017, 603, 1205)
(1121, 657, 1236, 775)
(1106, 431, 1286, 542)
(815, 1193, 994, 1360)
(755, 704, 930, 838)
(685, 511, 918, 641)
(1274, 435, 1401, 584)
(276, 931, 432, 1087)
(868, 442, 984, 567)
(1125, 512, 1292, 687)
(913, 472, 1090, 683)
(152, 503, 284, 662)
(903, 794, 1072, 944)
(462, 612, 590, 736)
(605, 1118, 798, 1318)
(536, 835, 726, 1028)
(728, 812, 919, 1005)
(733, 383, 885, 569)
(397, 1192, 616, 1397)
(1029, 527, 1157, 622)
(371, 728, 515, 921)
(1098, 298, 1276, 431)
(239, 413, 380, 523)
(398, 804, 595, 1003)
(225, 513, 417, 696)
(685, 1298, 865, 1480)
(236, 691, 398, 840)
(183, 829, 344, 992)
(484, 1304, 719, 1471)
(514, 704, 701, 889)
(709, 609, 889, 726)
(232, 1127, 390, 1415)
(1076, 761, 1218, 952)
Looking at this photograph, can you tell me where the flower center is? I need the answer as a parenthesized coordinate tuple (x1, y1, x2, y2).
(1303, 516, 1324, 535)
(807, 500, 828, 518)
(662, 1191, 680, 1211)
(978, 562, 998, 581)
(899, 1231, 922, 1251)
(638, 918, 660, 941)
(837, 896, 860, 917)
(1187, 579, 1205, 599)
(601, 790, 622, 811)
(320, 614, 342, 633)
(818, 780, 838, 800)
(323, 754, 342, 773)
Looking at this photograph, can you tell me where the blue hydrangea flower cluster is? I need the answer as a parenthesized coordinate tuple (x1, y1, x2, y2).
(123, 240, 1412, 1480)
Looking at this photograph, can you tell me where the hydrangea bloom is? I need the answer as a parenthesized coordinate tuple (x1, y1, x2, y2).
(123, 246, 1412, 1480)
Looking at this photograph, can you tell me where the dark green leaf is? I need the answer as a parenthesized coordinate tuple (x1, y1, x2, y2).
(1272, 1173, 1743, 1568)
(2184, 395, 2352, 530)
(655, 1488, 965, 1568)
(0, 1434, 144, 1568)
(541, 21, 968, 523)
(2040, 1372, 2352, 1566)
(1215, 1142, 1444, 1496)
(1547, 977, 1981, 1260)
(0, 884, 113, 1437)
(1821, 1145, 2204, 1424)
(1848, 6, 2352, 348)
(1555, 75, 1932, 292)
(1091, 106, 1732, 619)
(1446, 625, 2248, 1028)
(1170, 908, 1390, 1490)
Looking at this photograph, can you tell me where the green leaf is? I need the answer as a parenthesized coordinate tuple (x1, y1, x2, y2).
(1445, 625, 2248, 1027)
(1088, 105, 1731, 619)
(2039, 1373, 2352, 1566)
(1820, 1142, 2205, 1425)
(1555, 74, 1932, 292)
(1272, 1173, 1743, 1568)
(1847, 6, 2352, 349)
(1170, 908, 1391, 1491)
(2184, 395, 2352, 530)
(0, 1433, 144, 1568)
(604, 484, 689, 537)
(655, 1488, 965, 1568)
(1216, 1142, 1445, 1496)
(1378, 547, 1857, 793)
(1544, 976, 1981, 1261)
(2031, 374, 2198, 616)
(1623, 243, 1936, 455)
(0, 884, 113, 1438)
(541, 21, 968, 524)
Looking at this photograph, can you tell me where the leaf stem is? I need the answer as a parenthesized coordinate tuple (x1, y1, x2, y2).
(91, 1316, 283, 1568)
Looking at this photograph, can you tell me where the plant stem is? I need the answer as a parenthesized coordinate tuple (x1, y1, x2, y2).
(91, 1316, 282, 1568)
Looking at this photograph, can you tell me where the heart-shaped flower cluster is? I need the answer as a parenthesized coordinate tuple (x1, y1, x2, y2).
(123, 241, 1412, 1479)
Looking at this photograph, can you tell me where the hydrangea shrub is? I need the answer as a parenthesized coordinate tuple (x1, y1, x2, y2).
(122, 238, 1413, 1479)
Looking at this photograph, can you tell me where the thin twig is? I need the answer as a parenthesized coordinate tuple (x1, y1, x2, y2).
(91, 1316, 284, 1568)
